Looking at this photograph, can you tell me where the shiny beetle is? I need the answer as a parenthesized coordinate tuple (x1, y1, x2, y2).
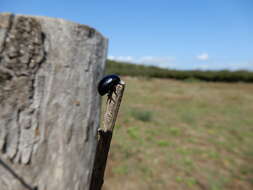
(98, 74, 121, 96)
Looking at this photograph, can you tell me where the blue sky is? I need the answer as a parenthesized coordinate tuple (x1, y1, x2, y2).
(1, 0, 253, 70)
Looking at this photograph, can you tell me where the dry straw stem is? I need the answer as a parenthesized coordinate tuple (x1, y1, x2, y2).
(90, 81, 126, 190)
(103, 80, 126, 132)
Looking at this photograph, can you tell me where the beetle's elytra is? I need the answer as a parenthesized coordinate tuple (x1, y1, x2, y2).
(98, 74, 121, 96)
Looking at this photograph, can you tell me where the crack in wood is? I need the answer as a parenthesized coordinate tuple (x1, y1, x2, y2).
(0, 14, 46, 165)
(0, 13, 14, 54)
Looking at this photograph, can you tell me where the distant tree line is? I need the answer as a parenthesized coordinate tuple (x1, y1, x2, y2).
(106, 60, 253, 82)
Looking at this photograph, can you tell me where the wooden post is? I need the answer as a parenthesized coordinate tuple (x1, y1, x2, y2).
(90, 81, 125, 190)
(0, 13, 108, 190)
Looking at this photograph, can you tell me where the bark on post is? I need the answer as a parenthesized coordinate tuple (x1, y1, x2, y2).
(0, 13, 107, 190)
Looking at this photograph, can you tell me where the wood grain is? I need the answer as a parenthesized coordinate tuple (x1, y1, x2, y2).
(0, 13, 107, 190)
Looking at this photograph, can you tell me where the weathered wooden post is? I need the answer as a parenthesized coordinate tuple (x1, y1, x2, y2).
(0, 13, 108, 189)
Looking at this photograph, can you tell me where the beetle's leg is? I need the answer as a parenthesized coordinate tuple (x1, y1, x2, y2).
(107, 90, 116, 103)
(107, 90, 112, 103)
(112, 85, 118, 97)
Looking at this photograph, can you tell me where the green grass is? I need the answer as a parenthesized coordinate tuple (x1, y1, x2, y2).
(130, 109, 153, 122)
(156, 140, 171, 147)
(102, 77, 253, 190)
(126, 126, 140, 139)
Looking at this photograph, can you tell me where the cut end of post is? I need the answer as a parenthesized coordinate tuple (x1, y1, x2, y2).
(119, 80, 125, 85)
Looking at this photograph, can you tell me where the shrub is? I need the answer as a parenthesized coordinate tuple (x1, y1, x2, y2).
(106, 60, 253, 82)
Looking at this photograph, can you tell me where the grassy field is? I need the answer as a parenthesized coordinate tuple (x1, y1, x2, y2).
(101, 76, 253, 190)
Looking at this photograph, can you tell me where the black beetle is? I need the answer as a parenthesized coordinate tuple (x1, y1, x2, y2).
(98, 74, 121, 96)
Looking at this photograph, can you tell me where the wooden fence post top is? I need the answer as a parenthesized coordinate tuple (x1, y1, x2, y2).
(0, 13, 107, 190)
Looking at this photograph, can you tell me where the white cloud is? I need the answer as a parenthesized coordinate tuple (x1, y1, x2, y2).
(108, 55, 115, 60)
(138, 56, 175, 66)
(108, 55, 176, 68)
(193, 60, 253, 71)
(196, 53, 209, 61)
(227, 61, 253, 71)
(108, 55, 133, 62)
